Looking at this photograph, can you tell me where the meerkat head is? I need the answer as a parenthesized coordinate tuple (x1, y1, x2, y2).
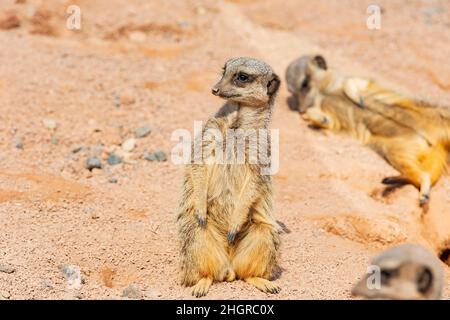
(285, 55, 328, 113)
(352, 244, 444, 300)
(212, 57, 280, 107)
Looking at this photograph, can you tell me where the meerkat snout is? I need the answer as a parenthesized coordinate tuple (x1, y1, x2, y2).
(212, 57, 280, 106)
(211, 87, 220, 95)
(352, 244, 444, 300)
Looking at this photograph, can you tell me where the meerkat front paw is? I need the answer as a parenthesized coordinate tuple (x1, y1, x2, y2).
(226, 224, 242, 244)
(194, 209, 207, 228)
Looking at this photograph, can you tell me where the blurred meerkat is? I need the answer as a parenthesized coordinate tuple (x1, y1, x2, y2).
(286, 55, 450, 206)
(177, 57, 281, 297)
(352, 244, 444, 300)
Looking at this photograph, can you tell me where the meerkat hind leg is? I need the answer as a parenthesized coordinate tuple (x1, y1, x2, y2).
(244, 277, 280, 294)
(232, 223, 280, 294)
(192, 277, 213, 298)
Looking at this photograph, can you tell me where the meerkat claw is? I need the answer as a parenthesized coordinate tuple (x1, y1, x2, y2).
(419, 194, 430, 207)
(227, 231, 237, 244)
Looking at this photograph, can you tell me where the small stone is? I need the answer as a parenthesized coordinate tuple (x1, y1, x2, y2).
(0, 14, 20, 30)
(107, 153, 122, 166)
(71, 145, 83, 153)
(120, 93, 136, 106)
(13, 137, 23, 149)
(143, 151, 156, 162)
(42, 280, 54, 289)
(0, 290, 10, 300)
(122, 284, 142, 299)
(154, 150, 167, 162)
(59, 264, 82, 290)
(109, 177, 118, 184)
(51, 136, 58, 145)
(122, 138, 136, 152)
(85, 156, 102, 170)
(42, 118, 57, 130)
(135, 125, 151, 138)
(128, 31, 147, 43)
(146, 288, 162, 299)
(0, 263, 16, 274)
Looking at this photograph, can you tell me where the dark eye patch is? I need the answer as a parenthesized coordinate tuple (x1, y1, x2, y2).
(234, 72, 254, 85)
(300, 75, 310, 92)
(380, 268, 399, 285)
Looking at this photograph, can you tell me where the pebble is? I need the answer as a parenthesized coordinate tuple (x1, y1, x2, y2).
(0, 263, 16, 274)
(109, 177, 118, 184)
(51, 136, 58, 145)
(71, 145, 83, 153)
(122, 284, 142, 299)
(120, 93, 136, 106)
(59, 264, 82, 290)
(0, 14, 20, 30)
(122, 138, 136, 152)
(13, 137, 23, 149)
(154, 150, 167, 162)
(144, 150, 167, 162)
(0, 290, 10, 300)
(85, 156, 102, 170)
(146, 289, 162, 299)
(135, 125, 151, 138)
(42, 118, 57, 130)
(144, 151, 156, 162)
(107, 153, 122, 165)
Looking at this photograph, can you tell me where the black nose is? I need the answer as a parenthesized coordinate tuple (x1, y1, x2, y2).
(212, 87, 220, 95)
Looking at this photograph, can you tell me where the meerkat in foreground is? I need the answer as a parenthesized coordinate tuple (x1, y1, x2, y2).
(177, 57, 281, 297)
(352, 244, 444, 300)
(286, 55, 450, 206)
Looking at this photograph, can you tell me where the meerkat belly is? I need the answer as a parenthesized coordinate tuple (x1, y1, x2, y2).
(206, 164, 253, 225)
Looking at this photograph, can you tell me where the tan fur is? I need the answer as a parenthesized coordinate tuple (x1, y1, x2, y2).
(286, 55, 450, 206)
(177, 57, 281, 297)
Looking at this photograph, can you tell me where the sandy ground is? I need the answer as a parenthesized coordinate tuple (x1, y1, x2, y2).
(0, 0, 449, 300)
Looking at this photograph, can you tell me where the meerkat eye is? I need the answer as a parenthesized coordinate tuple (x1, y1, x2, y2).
(380, 269, 398, 284)
(236, 73, 250, 82)
(301, 75, 310, 91)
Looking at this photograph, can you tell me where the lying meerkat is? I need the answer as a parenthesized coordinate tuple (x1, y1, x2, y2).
(286, 55, 450, 206)
(177, 57, 281, 297)
(352, 244, 444, 300)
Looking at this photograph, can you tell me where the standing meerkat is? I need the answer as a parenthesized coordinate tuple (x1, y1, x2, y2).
(352, 244, 444, 300)
(286, 55, 450, 206)
(177, 57, 281, 297)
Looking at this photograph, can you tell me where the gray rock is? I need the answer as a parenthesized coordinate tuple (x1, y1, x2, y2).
(85, 156, 102, 170)
(13, 137, 23, 149)
(0, 263, 15, 274)
(122, 284, 142, 299)
(109, 177, 118, 184)
(144, 150, 167, 162)
(107, 153, 122, 166)
(59, 264, 82, 290)
(154, 150, 167, 162)
(135, 125, 151, 138)
(143, 151, 157, 162)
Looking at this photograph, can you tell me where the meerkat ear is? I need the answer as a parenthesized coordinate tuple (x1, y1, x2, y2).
(416, 267, 433, 294)
(267, 73, 281, 96)
(313, 55, 328, 70)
